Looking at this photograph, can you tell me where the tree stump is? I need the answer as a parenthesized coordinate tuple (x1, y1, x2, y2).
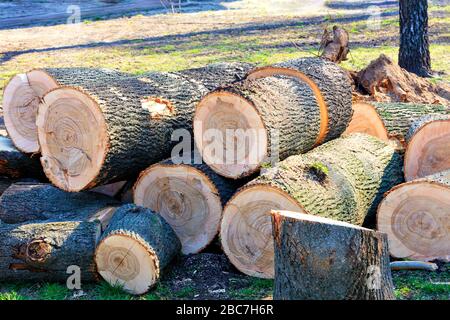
(272, 210, 395, 300)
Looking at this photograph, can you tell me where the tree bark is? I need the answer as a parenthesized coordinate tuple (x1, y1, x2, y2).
(0, 136, 43, 179)
(272, 210, 395, 300)
(399, 0, 431, 77)
(0, 182, 119, 226)
(0, 220, 100, 282)
(95, 204, 181, 295)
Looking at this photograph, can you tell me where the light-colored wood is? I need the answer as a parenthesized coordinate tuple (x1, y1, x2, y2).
(194, 92, 268, 178)
(220, 185, 304, 278)
(92, 181, 127, 197)
(133, 164, 222, 254)
(95, 234, 157, 295)
(377, 177, 450, 261)
(36, 87, 108, 191)
(247, 67, 329, 145)
(404, 119, 450, 181)
(344, 102, 389, 141)
(2, 70, 58, 153)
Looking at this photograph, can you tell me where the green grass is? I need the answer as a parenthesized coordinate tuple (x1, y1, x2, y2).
(393, 271, 450, 300)
(229, 278, 273, 300)
(38, 283, 69, 300)
(0, 291, 26, 300)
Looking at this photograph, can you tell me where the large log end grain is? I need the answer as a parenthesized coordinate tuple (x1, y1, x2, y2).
(272, 210, 395, 300)
(95, 204, 181, 295)
(133, 158, 243, 255)
(2, 70, 59, 153)
(377, 169, 450, 262)
(0, 220, 101, 282)
(404, 115, 450, 181)
(247, 57, 353, 143)
(221, 134, 404, 278)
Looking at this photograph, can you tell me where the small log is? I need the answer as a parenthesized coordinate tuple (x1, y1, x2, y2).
(221, 134, 404, 278)
(0, 136, 43, 179)
(344, 102, 449, 145)
(0, 183, 119, 228)
(404, 115, 450, 181)
(133, 155, 245, 254)
(95, 204, 181, 295)
(0, 220, 100, 282)
(272, 210, 395, 300)
(378, 169, 450, 261)
(390, 261, 438, 271)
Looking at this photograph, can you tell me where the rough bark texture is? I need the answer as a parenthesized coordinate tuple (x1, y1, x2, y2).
(374, 103, 449, 141)
(176, 62, 254, 91)
(40, 68, 207, 190)
(220, 76, 321, 163)
(251, 57, 353, 143)
(320, 26, 350, 63)
(399, 0, 431, 77)
(0, 136, 43, 179)
(405, 114, 450, 143)
(98, 204, 181, 277)
(0, 220, 100, 282)
(246, 133, 404, 227)
(0, 182, 119, 224)
(272, 211, 395, 300)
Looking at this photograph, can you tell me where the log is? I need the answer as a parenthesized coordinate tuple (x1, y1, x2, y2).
(377, 169, 450, 261)
(272, 210, 395, 300)
(0, 183, 119, 228)
(0, 220, 100, 282)
(176, 62, 254, 91)
(390, 261, 438, 271)
(221, 133, 404, 278)
(133, 154, 245, 254)
(194, 76, 323, 178)
(344, 102, 449, 145)
(36, 68, 207, 192)
(95, 204, 181, 295)
(0, 136, 43, 179)
(2, 68, 131, 153)
(247, 57, 353, 144)
(404, 115, 450, 181)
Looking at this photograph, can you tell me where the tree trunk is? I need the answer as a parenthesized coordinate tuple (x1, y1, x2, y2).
(344, 102, 449, 145)
(0, 182, 119, 228)
(404, 115, 450, 181)
(195, 75, 326, 179)
(133, 154, 246, 254)
(221, 133, 404, 278)
(247, 57, 353, 144)
(95, 204, 181, 295)
(36, 68, 207, 192)
(272, 210, 395, 300)
(176, 62, 254, 91)
(399, 0, 431, 77)
(0, 136, 43, 179)
(378, 169, 450, 262)
(0, 220, 100, 282)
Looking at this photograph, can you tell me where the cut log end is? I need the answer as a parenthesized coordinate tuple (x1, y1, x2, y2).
(247, 66, 329, 145)
(36, 87, 108, 192)
(95, 234, 158, 295)
(344, 102, 389, 141)
(378, 179, 450, 261)
(404, 118, 450, 181)
(220, 185, 303, 278)
(194, 92, 268, 178)
(133, 164, 222, 255)
(3, 70, 59, 153)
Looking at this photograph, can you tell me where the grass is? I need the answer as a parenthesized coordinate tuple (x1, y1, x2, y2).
(393, 268, 450, 300)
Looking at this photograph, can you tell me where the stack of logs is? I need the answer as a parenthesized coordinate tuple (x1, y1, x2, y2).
(0, 57, 448, 299)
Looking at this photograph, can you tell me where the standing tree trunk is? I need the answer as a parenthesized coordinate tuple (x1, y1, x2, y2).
(399, 0, 431, 77)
